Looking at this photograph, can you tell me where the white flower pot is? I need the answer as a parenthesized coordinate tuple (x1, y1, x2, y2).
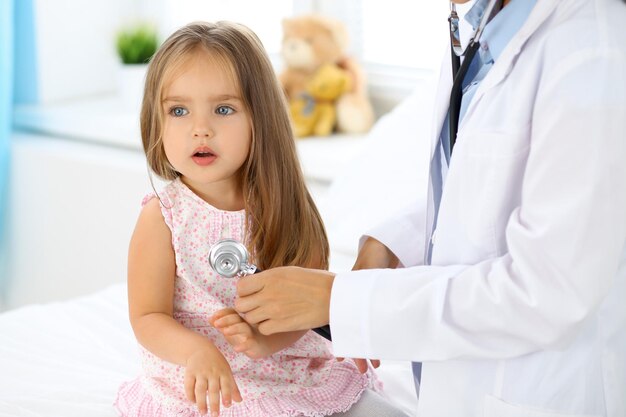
(118, 63, 148, 111)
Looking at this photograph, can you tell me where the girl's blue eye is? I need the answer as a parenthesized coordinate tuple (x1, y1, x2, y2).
(216, 106, 234, 116)
(170, 107, 188, 117)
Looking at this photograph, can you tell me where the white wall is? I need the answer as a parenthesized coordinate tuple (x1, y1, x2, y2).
(5, 133, 153, 308)
(34, 0, 139, 102)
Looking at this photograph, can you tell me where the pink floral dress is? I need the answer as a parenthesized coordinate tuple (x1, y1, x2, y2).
(115, 178, 379, 417)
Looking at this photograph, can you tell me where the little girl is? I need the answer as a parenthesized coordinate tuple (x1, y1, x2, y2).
(115, 21, 408, 417)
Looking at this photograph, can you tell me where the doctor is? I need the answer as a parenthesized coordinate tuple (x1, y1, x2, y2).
(236, 0, 626, 415)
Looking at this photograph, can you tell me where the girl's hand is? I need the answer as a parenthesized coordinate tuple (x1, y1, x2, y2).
(184, 346, 242, 416)
(211, 308, 271, 359)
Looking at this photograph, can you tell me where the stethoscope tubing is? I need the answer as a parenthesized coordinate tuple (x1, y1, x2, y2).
(447, 0, 500, 155)
(448, 40, 481, 153)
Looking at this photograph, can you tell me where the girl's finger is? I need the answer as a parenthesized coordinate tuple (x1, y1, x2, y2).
(195, 378, 208, 415)
(230, 376, 243, 403)
(371, 359, 381, 368)
(184, 372, 196, 403)
(223, 322, 252, 336)
(230, 334, 248, 347)
(220, 375, 232, 408)
(210, 308, 237, 326)
(208, 376, 221, 417)
(234, 339, 252, 353)
(214, 314, 244, 329)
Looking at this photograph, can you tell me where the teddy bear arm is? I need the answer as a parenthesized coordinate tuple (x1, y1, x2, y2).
(342, 73, 353, 94)
(290, 97, 319, 137)
(313, 103, 337, 137)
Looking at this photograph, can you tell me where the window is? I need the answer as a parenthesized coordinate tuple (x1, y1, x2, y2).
(360, 1, 450, 71)
(311, 0, 454, 110)
(159, 1, 452, 72)
(160, 0, 294, 56)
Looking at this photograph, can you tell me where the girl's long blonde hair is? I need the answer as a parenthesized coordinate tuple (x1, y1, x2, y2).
(141, 21, 329, 270)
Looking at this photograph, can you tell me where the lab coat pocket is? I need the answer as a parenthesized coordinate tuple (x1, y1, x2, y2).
(453, 130, 529, 257)
(458, 126, 529, 157)
(483, 395, 602, 417)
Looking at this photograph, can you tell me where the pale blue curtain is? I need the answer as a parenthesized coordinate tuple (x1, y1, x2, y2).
(0, 0, 38, 304)
(0, 0, 15, 298)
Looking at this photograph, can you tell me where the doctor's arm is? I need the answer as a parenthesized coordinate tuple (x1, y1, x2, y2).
(234, 200, 429, 335)
(327, 48, 626, 360)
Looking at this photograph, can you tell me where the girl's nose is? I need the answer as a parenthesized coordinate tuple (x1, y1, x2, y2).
(192, 122, 213, 138)
(193, 129, 211, 138)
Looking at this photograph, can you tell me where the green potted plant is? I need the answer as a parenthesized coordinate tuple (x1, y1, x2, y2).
(115, 23, 158, 109)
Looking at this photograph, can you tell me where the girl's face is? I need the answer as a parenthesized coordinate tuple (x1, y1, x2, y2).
(161, 50, 252, 197)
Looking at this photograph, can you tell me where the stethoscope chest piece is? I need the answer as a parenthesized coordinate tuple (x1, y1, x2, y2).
(208, 238, 333, 341)
(208, 239, 257, 278)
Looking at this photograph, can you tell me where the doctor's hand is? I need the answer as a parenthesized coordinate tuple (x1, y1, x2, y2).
(353, 237, 399, 270)
(235, 266, 335, 335)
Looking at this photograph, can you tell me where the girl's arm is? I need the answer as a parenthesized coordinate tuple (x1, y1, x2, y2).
(128, 198, 242, 415)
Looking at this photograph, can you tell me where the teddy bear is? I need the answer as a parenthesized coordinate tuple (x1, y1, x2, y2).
(279, 14, 375, 136)
(289, 63, 352, 137)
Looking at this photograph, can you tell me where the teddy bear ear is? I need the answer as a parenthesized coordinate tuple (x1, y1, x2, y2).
(282, 18, 294, 33)
(324, 17, 349, 53)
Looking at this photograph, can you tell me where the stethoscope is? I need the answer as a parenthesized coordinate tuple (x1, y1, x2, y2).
(208, 239, 333, 341)
(448, 0, 501, 154)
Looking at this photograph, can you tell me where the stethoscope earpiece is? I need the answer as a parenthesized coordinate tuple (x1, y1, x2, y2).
(449, 0, 500, 58)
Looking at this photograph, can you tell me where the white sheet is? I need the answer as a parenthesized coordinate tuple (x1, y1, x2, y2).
(0, 283, 418, 417)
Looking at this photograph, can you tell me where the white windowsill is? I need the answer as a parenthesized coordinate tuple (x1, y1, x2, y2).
(13, 95, 368, 184)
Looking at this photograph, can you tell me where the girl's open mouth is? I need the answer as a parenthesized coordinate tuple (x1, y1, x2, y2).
(192, 148, 217, 166)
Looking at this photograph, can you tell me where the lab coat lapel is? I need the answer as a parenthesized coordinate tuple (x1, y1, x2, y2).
(429, 48, 454, 161)
(461, 0, 559, 123)
(423, 48, 455, 265)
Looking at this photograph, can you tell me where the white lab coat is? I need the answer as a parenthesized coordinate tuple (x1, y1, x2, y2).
(329, 0, 626, 416)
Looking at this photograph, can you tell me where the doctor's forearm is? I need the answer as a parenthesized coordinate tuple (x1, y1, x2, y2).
(332, 248, 616, 362)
